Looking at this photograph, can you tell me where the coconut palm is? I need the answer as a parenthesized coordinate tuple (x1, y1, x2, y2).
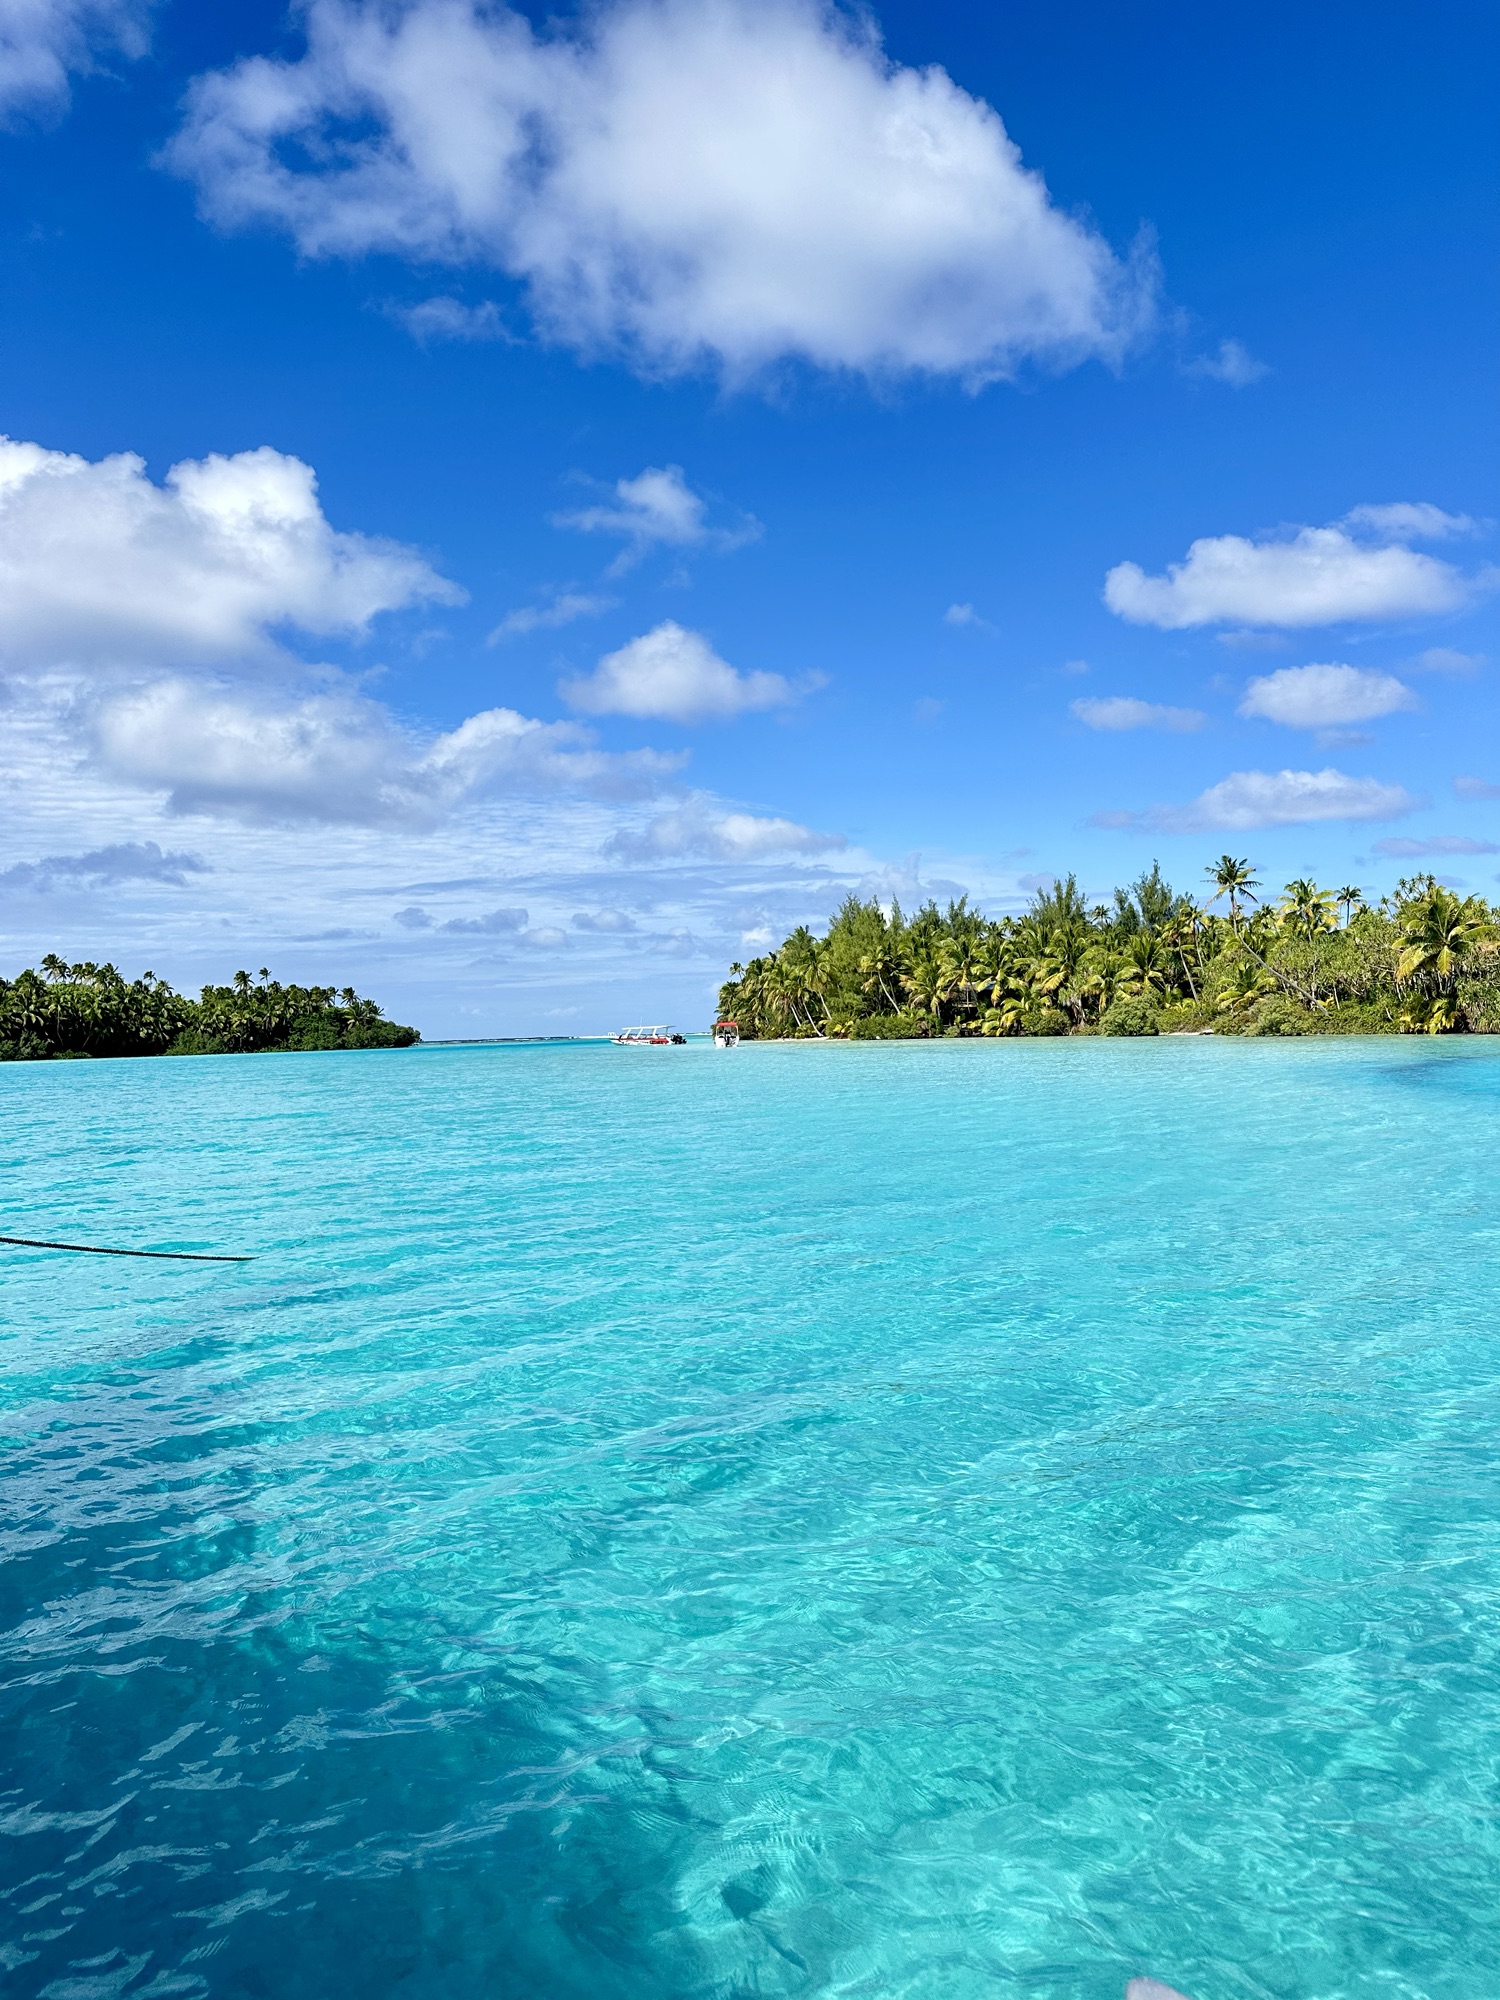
(1278, 878, 1337, 941)
(1205, 855, 1260, 926)
(902, 951, 946, 1024)
(1119, 932, 1173, 1002)
(1335, 885, 1365, 928)
(1216, 958, 1276, 1016)
(1396, 885, 1484, 995)
(937, 930, 987, 1019)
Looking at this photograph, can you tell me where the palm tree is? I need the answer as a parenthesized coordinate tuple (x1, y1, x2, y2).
(937, 930, 986, 1020)
(902, 951, 945, 1025)
(1335, 886, 1365, 928)
(1216, 958, 1276, 1016)
(1278, 878, 1337, 941)
(1205, 855, 1260, 926)
(1396, 885, 1483, 993)
(1119, 932, 1173, 1002)
(858, 943, 904, 1015)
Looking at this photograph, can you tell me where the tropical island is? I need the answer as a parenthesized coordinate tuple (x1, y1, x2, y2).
(716, 861, 1500, 1039)
(0, 958, 419, 1061)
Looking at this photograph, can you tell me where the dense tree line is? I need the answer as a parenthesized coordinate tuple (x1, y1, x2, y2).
(0, 958, 419, 1061)
(717, 861, 1500, 1040)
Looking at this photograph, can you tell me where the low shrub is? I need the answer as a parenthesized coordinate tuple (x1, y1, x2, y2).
(847, 1012, 931, 1040)
(1243, 996, 1314, 1037)
(1100, 996, 1161, 1037)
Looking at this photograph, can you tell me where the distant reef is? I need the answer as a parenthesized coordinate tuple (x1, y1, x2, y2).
(716, 862, 1500, 1041)
(0, 958, 419, 1061)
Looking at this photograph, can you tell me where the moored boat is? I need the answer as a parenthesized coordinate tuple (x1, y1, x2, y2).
(612, 1024, 686, 1045)
(713, 1019, 739, 1048)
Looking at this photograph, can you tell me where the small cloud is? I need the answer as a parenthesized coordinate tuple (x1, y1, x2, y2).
(943, 603, 994, 632)
(572, 908, 636, 933)
(1100, 768, 1421, 833)
(393, 905, 433, 929)
(1184, 338, 1270, 387)
(1060, 658, 1090, 677)
(554, 466, 759, 575)
(1105, 511, 1474, 630)
(1343, 502, 1478, 542)
(913, 696, 946, 725)
(607, 798, 844, 862)
(518, 926, 568, 949)
(439, 906, 529, 934)
(1373, 836, 1500, 858)
(388, 296, 512, 344)
(1071, 695, 1205, 733)
(0, 841, 210, 893)
(562, 620, 798, 725)
(1017, 872, 1059, 894)
(488, 591, 616, 642)
(1216, 630, 1290, 651)
(1238, 663, 1417, 729)
(1455, 775, 1500, 801)
(1414, 647, 1484, 676)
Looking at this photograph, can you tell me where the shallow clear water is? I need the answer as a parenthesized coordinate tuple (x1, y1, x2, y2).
(3, 1037, 1500, 2000)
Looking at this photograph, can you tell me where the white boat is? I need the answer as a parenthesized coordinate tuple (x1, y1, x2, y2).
(713, 1019, 740, 1048)
(612, 1024, 686, 1045)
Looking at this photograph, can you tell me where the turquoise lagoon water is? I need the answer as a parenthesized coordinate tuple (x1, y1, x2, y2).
(3, 1037, 1500, 2000)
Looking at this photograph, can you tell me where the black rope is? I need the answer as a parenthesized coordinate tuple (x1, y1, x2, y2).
(0, 1234, 253, 1263)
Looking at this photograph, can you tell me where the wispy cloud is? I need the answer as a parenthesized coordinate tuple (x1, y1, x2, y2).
(554, 465, 759, 575)
(1372, 836, 1500, 858)
(1183, 338, 1269, 387)
(387, 295, 511, 344)
(943, 602, 994, 632)
(1071, 695, 1204, 733)
(488, 591, 616, 643)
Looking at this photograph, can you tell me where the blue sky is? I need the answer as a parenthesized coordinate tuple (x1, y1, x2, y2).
(0, 0, 1495, 1035)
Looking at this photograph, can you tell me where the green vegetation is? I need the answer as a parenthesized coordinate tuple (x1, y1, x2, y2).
(0, 957, 419, 1061)
(716, 861, 1500, 1041)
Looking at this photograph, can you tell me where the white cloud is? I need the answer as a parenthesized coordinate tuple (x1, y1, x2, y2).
(1373, 836, 1500, 858)
(943, 602, 994, 631)
(1454, 775, 1500, 802)
(608, 797, 844, 861)
(488, 590, 616, 641)
(389, 295, 509, 343)
(0, 435, 460, 668)
(1414, 647, 1483, 676)
(0, 0, 148, 122)
(1183, 338, 1268, 387)
(1104, 511, 1474, 630)
(1147, 768, 1420, 832)
(554, 465, 758, 571)
(1342, 502, 1476, 542)
(1238, 663, 1418, 729)
(562, 620, 795, 725)
(573, 908, 636, 932)
(1071, 695, 1204, 733)
(90, 678, 682, 825)
(168, 0, 1156, 384)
